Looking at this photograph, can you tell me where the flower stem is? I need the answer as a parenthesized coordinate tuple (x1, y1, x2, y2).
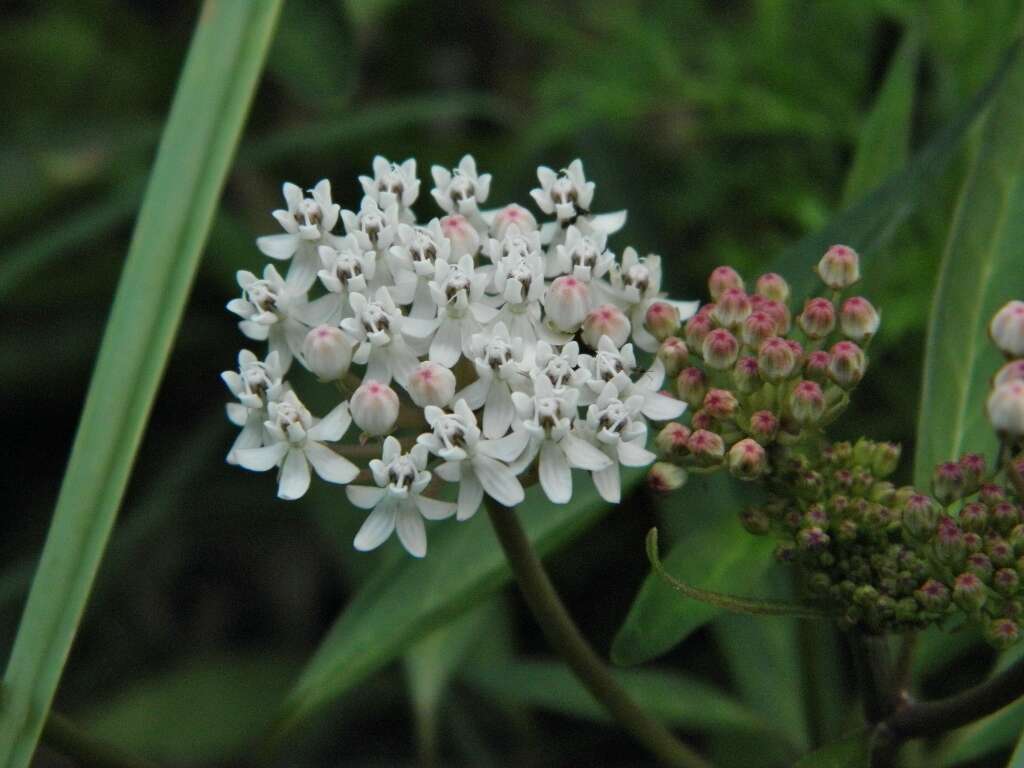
(484, 499, 707, 768)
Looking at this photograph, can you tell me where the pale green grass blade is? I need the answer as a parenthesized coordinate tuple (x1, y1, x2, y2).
(913, 34, 1024, 487)
(0, 3, 282, 765)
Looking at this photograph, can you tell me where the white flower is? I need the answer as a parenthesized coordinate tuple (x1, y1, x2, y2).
(309, 234, 376, 324)
(456, 323, 530, 438)
(509, 376, 612, 503)
(301, 325, 353, 381)
(580, 383, 656, 503)
(530, 159, 626, 245)
(388, 220, 452, 319)
(490, 244, 566, 357)
(359, 155, 420, 220)
(341, 197, 401, 287)
(256, 180, 341, 291)
(222, 349, 286, 464)
(234, 391, 358, 500)
(341, 288, 424, 388)
(418, 400, 527, 519)
(431, 154, 492, 225)
(553, 225, 614, 287)
(579, 336, 686, 420)
(610, 247, 700, 352)
(534, 340, 590, 394)
(439, 214, 481, 259)
(351, 380, 400, 436)
(421, 254, 499, 367)
(347, 437, 455, 557)
(407, 361, 457, 408)
(227, 265, 309, 372)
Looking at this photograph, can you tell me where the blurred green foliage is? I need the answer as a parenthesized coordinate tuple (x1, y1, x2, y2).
(3, 0, 1024, 765)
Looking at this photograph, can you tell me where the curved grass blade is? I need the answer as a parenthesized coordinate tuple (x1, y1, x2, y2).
(0, 3, 282, 765)
(913, 36, 1024, 486)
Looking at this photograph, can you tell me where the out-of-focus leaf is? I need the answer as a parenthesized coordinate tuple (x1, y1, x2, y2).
(266, 0, 357, 106)
(841, 30, 920, 206)
(913, 38, 1024, 485)
(911, 624, 985, 683)
(79, 653, 300, 762)
(611, 473, 779, 667)
(0, 3, 282, 764)
(267, 469, 644, 744)
(460, 659, 780, 740)
(769, 39, 1021, 300)
(794, 732, 871, 768)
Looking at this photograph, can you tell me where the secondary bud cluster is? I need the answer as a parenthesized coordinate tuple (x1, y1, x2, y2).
(988, 301, 1024, 442)
(647, 249, 877, 487)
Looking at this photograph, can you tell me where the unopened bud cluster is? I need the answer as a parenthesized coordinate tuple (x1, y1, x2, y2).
(987, 301, 1024, 442)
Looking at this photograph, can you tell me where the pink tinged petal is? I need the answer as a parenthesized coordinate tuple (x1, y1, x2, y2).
(416, 494, 457, 521)
(353, 501, 397, 551)
(305, 442, 359, 484)
(307, 402, 352, 443)
(560, 434, 613, 471)
(617, 440, 657, 467)
(539, 441, 572, 504)
(474, 454, 524, 507)
(235, 442, 288, 472)
(641, 392, 686, 421)
(396, 503, 427, 558)
(456, 469, 485, 521)
(592, 463, 621, 503)
(277, 449, 312, 500)
(478, 427, 530, 463)
(483, 382, 515, 439)
(257, 233, 301, 260)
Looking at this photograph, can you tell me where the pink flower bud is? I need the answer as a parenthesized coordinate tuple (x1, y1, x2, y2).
(708, 266, 744, 300)
(703, 388, 738, 420)
(959, 453, 986, 492)
(655, 422, 691, 457)
(757, 336, 797, 382)
(953, 572, 986, 610)
(643, 301, 681, 342)
(648, 462, 687, 493)
(828, 341, 866, 388)
(748, 410, 779, 443)
(728, 438, 767, 480)
(676, 366, 708, 406)
(755, 272, 790, 304)
(690, 409, 714, 431)
(582, 303, 632, 347)
(407, 361, 457, 408)
(986, 618, 1020, 649)
(987, 380, 1024, 436)
(351, 380, 400, 436)
(960, 501, 989, 532)
(687, 429, 725, 463)
(902, 494, 939, 539)
(684, 313, 714, 350)
(741, 311, 777, 348)
(491, 203, 538, 238)
(701, 328, 739, 370)
(789, 380, 825, 425)
(302, 325, 353, 381)
(755, 298, 791, 334)
(915, 579, 950, 611)
(733, 356, 761, 393)
(995, 360, 1024, 387)
(804, 350, 831, 382)
(440, 213, 481, 258)
(798, 298, 836, 339)
(932, 461, 966, 505)
(839, 297, 880, 341)
(711, 288, 752, 329)
(657, 337, 690, 377)
(817, 244, 860, 289)
(544, 275, 590, 331)
(990, 301, 1024, 358)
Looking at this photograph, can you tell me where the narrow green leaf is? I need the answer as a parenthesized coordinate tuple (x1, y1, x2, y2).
(267, 469, 644, 744)
(0, 3, 282, 765)
(460, 659, 779, 740)
(794, 732, 872, 768)
(841, 29, 920, 206)
(611, 474, 779, 667)
(769, 39, 1021, 300)
(914, 39, 1024, 486)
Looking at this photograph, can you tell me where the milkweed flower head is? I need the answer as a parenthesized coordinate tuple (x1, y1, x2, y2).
(224, 156, 696, 557)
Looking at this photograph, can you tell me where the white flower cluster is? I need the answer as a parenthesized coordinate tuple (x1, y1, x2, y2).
(224, 156, 699, 557)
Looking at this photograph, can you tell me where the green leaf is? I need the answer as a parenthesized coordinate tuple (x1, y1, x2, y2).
(914, 38, 1024, 486)
(769, 39, 1021, 300)
(460, 659, 779, 740)
(267, 469, 644, 744)
(611, 473, 779, 667)
(0, 3, 282, 765)
(794, 732, 871, 768)
(77, 653, 300, 763)
(840, 29, 920, 206)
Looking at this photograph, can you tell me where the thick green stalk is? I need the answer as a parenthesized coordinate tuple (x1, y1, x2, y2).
(485, 500, 707, 768)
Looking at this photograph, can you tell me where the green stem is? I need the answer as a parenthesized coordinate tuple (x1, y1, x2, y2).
(851, 633, 897, 725)
(484, 500, 707, 768)
(42, 712, 158, 768)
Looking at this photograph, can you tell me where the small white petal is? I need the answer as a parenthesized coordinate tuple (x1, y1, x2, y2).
(474, 454, 525, 508)
(278, 449, 312, 500)
(592, 463, 621, 503)
(416, 494, 457, 521)
(478, 428, 530, 463)
(347, 485, 388, 509)
(235, 442, 287, 472)
(539, 441, 572, 504)
(307, 402, 352, 443)
(483, 382, 515, 439)
(354, 501, 397, 551)
(456, 469, 485, 521)
(641, 392, 687, 421)
(257, 233, 300, 260)
(396, 503, 427, 557)
(305, 442, 359, 484)
(560, 433, 613, 471)
(617, 440, 657, 467)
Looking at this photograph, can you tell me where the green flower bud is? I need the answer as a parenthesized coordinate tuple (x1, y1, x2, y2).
(953, 572, 987, 611)
(959, 502, 989, 533)
(872, 442, 901, 478)
(986, 618, 1020, 650)
(988, 537, 1015, 568)
(797, 526, 830, 552)
(647, 462, 687, 493)
(932, 461, 967, 505)
(728, 438, 768, 480)
(790, 380, 826, 426)
(994, 568, 1020, 597)
(732, 356, 762, 394)
(993, 502, 1022, 534)
(959, 453, 986, 494)
(676, 367, 708, 406)
(740, 507, 772, 535)
(966, 553, 994, 581)
(901, 494, 940, 539)
(915, 579, 950, 612)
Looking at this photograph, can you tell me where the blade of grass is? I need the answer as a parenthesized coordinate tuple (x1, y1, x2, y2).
(0, 3, 282, 765)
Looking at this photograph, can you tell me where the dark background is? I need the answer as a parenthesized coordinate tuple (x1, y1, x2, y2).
(2, 0, 1022, 765)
